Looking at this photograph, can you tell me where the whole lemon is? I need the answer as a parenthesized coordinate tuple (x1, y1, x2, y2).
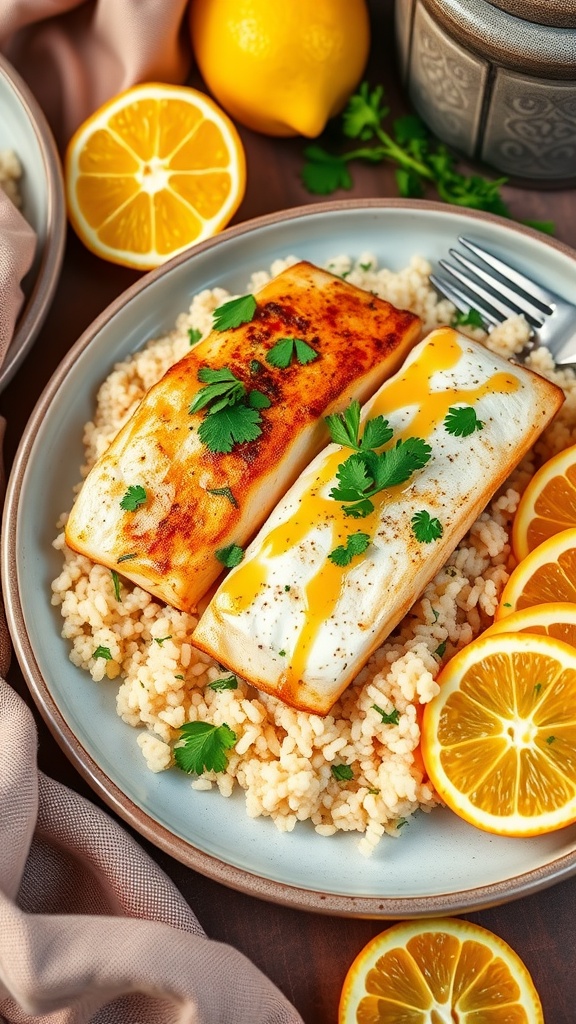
(189, 0, 371, 138)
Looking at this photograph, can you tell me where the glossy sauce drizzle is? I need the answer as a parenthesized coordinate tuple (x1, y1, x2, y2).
(213, 329, 519, 702)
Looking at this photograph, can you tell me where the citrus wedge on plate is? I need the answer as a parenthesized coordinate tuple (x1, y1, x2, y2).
(496, 527, 576, 619)
(65, 83, 246, 270)
(421, 631, 576, 837)
(339, 917, 543, 1024)
(484, 601, 576, 647)
(513, 443, 576, 560)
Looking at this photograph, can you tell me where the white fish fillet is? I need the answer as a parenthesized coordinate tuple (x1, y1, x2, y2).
(192, 328, 564, 715)
(65, 261, 421, 611)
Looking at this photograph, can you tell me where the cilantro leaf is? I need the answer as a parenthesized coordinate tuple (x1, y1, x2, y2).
(198, 404, 263, 453)
(93, 646, 112, 660)
(361, 416, 394, 450)
(174, 721, 236, 774)
(330, 453, 374, 502)
(325, 402, 392, 453)
(189, 367, 246, 415)
(395, 167, 425, 199)
(188, 327, 202, 346)
(216, 543, 244, 568)
(111, 570, 121, 601)
(328, 531, 370, 567)
(247, 390, 272, 409)
(300, 145, 352, 195)
(435, 641, 447, 659)
(117, 552, 137, 563)
(212, 294, 257, 331)
(325, 401, 361, 448)
(372, 703, 400, 725)
(120, 485, 147, 512)
(367, 438, 432, 490)
(209, 675, 238, 692)
(154, 636, 172, 646)
(411, 510, 444, 544)
(266, 337, 318, 369)
(452, 308, 484, 328)
(342, 82, 388, 141)
(331, 764, 354, 782)
(444, 405, 484, 437)
(207, 486, 238, 507)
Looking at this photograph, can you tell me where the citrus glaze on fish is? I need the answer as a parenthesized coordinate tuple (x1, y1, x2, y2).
(65, 262, 421, 611)
(193, 329, 564, 715)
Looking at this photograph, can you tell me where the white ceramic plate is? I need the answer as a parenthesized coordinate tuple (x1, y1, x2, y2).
(5, 199, 576, 917)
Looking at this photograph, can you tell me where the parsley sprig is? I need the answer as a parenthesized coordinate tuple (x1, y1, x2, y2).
(266, 337, 318, 369)
(212, 294, 257, 331)
(174, 722, 236, 775)
(190, 366, 271, 454)
(411, 510, 443, 544)
(120, 485, 147, 511)
(325, 400, 392, 452)
(329, 531, 370, 566)
(301, 82, 554, 233)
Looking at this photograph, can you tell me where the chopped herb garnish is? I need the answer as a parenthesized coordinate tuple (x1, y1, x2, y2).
(359, 261, 373, 271)
(444, 405, 484, 438)
(372, 703, 400, 725)
(207, 486, 238, 507)
(503, 602, 512, 608)
(328, 531, 370, 567)
(411, 510, 444, 544)
(445, 567, 457, 577)
(432, 608, 440, 622)
(546, 735, 556, 745)
(396, 818, 408, 830)
(452, 308, 484, 329)
(266, 336, 318, 369)
(250, 359, 263, 375)
(284, 585, 291, 592)
(367, 787, 380, 795)
(175, 674, 185, 680)
(93, 645, 112, 660)
(216, 543, 244, 568)
(325, 400, 393, 453)
(188, 327, 202, 346)
(117, 552, 137, 563)
(212, 294, 257, 331)
(174, 721, 237, 774)
(189, 366, 270, 454)
(434, 641, 447, 658)
(534, 683, 542, 694)
(331, 764, 354, 782)
(209, 675, 238, 692)
(330, 436, 432, 518)
(278, 649, 286, 657)
(120, 485, 147, 511)
(111, 570, 121, 601)
(154, 636, 172, 646)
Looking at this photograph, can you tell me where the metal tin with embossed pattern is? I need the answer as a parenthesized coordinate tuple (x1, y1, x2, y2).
(395, 0, 576, 184)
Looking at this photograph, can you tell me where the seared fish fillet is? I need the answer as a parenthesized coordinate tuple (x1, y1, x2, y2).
(193, 328, 564, 715)
(65, 261, 421, 611)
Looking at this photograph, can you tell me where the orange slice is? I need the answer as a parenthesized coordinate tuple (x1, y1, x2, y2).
(421, 631, 576, 836)
(339, 917, 543, 1024)
(484, 602, 576, 647)
(513, 443, 576, 561)
(65, 83, 246, 270)
(496, 528, 576, 619)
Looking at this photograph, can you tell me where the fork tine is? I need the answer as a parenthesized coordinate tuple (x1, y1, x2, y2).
(438, 259, 531, 324)
(459, 237, 556, 311)
(450, 250, 546, 328)
(429, 273, 500, 328)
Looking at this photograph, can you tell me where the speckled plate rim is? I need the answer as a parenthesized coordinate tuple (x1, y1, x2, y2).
(0, 54, 67, 391)
(5, 198, 576, 918)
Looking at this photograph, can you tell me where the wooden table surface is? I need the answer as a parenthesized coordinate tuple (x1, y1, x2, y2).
(3, 3, 576, 1021)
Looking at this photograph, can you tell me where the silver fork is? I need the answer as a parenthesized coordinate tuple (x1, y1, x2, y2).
(430, 236, 576, 366)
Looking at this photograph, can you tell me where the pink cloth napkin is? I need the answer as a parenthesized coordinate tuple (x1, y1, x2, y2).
(0, 0, 192, 148)
(0, 190, 36, 364)
(0, 6, 305, 1022)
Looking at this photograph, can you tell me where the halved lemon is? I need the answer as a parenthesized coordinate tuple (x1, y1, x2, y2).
(484, 601, 576, 647)
(339, 917, 543, 1024)
(421, 631, 576, 837)
(496, 528, 576, 619)
(65, 83, 246, 270)
(513, 443, 576, 561)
